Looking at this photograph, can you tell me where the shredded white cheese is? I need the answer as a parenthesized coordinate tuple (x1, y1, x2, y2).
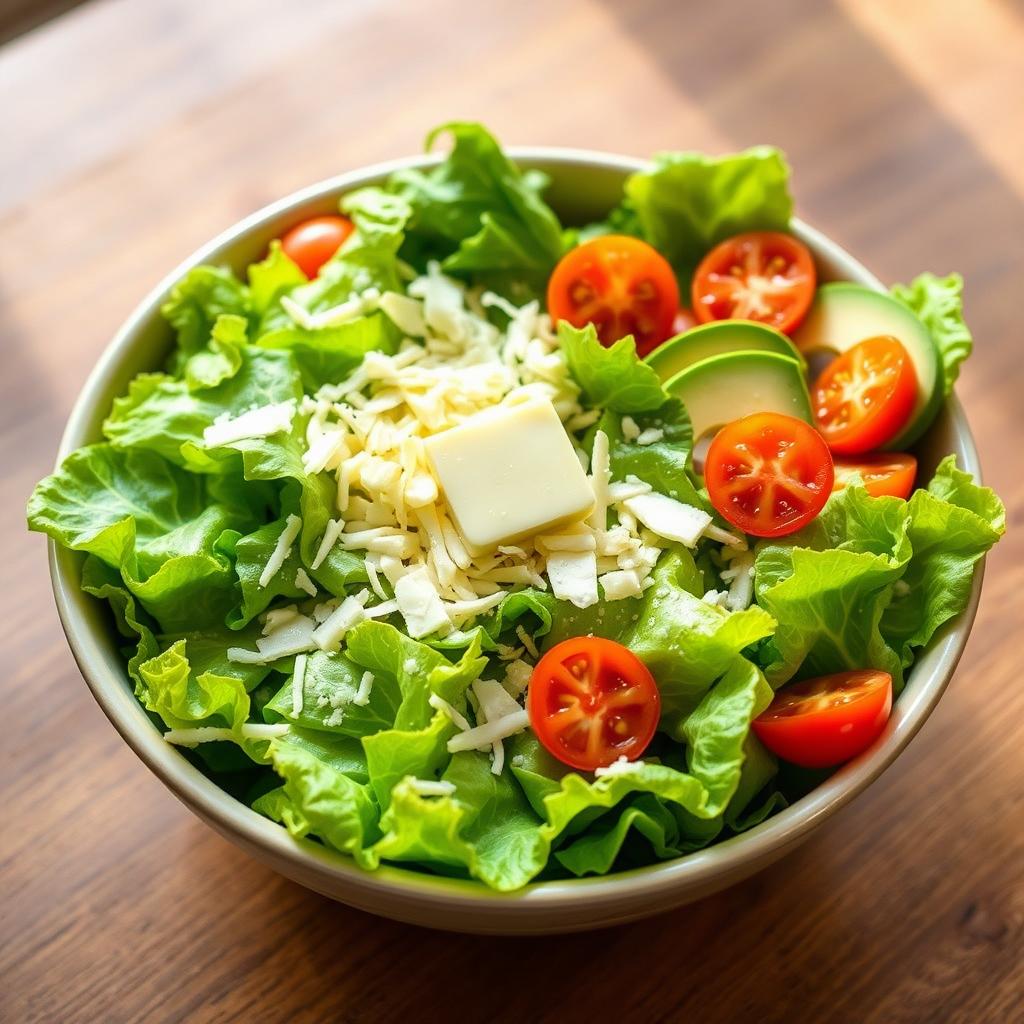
(203, 400, 296, 448)
(403, 776, 457, 798)
(446, 709, 530, 753)
(291, 653, 307, 718)
(259, 514, 302, 588)
(622, 493, 712, 548)
(164, 723, 290, 746)
(428, 692, 473, 732)
(352, 671, 375, 707)
(311, 590, 370, 651)
(594, 755, 645, 778)
(294, 567, 317, 598)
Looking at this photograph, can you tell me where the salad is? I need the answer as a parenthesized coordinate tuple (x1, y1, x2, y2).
(28, 123, 1005, 891)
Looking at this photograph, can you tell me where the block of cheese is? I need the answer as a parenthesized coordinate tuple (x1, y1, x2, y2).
(424, 398, 594, 554)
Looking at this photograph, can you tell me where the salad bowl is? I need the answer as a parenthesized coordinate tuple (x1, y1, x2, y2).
(47, 148, 985, 934)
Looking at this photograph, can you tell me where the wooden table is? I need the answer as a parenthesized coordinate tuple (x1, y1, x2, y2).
(3, 1, 1022, 1020)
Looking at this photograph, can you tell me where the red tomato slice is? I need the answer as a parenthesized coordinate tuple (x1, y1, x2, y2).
(547, 235, 679, 356)
(752, 670, 893, 768)
(280, 214, 354, 279)
(691, 231, 816, 334)
(833, 453, 917, 499)
(527, 637, 660, 771)
(812, 335, 918, 455)
(705, 413, 834, 538)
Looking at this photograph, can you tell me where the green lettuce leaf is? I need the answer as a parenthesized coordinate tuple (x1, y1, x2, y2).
(623, 147, 793, 283)
(595, 396, 705, 507)
(260, 736, 380, 865)
(553, 793, 682, 877)
(754, 484, 910, 687)
(881, 456, 1004, 664)
(263, 649, 401, 738)
(80, 555, 159, 685)
(390, 122, 564, 300)
(183, 312, 246, 390)
(248, 241, 306, 319)
(136, 637, 252, 731)
(161, 265, 251, 370)
(27, 445, 252, 631)
(559, 321, 667, 412)
(102, 345, 302, 468)
(891, 273, 972, 395)
(367, 752, 549, 890)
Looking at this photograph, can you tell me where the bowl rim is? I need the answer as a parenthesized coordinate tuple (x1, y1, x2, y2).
(47, 146, 985, 917)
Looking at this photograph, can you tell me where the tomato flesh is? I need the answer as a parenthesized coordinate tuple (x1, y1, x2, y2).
(280, 214, 354, 279)
(752, 670, 893, 768)
(547, 235, 680, 356)
(812, 335, 918, 455)
(833, 453, 917, 499)
(705, 412, 834, 538)
(691, 231, 816, 334)
(527, 637, 660, 771)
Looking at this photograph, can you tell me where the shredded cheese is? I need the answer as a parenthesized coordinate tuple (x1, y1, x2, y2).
(291, 653, 307, 717)
(259, 514, 302, 588)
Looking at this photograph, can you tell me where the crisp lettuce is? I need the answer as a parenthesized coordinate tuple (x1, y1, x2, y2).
(614, 147, 793, 284)
(892, 273, 973, 395)
(558, 321, 667, 413)
(390, 122, 564, 300)
(882, 456, 1004, 665)
(755, 460, 1004, 688)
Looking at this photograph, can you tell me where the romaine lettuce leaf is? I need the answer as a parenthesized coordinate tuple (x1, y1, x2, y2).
(881, 456, 1004, 665)
(102, 345, 302, 467)
(183, 312, 246, 390)
(595, 396, 705, 508)
(260, 736, 380, 865)
(754, 460, 1004, 688)
(390, 122, 564, 300)
(754, 484, 910, 687)
(622, 147, 793, 284)
(559, 321, 667, 413)
(27, 445, 252, 632)
(161, 265, 251, 369)
(136, 637, 252, 732)
(263, 649, 401, 739)
(370, 751, 549, 891)
(891, 273, 973, 395)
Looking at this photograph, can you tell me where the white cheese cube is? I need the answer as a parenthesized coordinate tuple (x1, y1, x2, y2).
(424, 399, 594, 554)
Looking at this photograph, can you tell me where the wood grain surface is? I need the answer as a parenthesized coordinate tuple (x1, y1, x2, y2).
(2, 1, 1022, 1021)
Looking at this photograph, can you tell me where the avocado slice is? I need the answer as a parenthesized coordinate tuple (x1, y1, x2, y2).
(646, 320, 801, 381)
(791, 283, 943, 449)
(665, 351, 813, 442)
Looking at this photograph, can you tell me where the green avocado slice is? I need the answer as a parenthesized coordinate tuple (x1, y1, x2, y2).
(646, 319, 801, 382)
(665, 351, 813, 443)
(791, 283, 944, 449)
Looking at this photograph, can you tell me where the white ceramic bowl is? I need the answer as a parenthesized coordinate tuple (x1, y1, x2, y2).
(48, 149, 985, 934)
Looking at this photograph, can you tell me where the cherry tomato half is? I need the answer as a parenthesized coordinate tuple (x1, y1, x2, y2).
(705, 412, 834, 538)
(812, 335, 918, 455)
(280, 215, 354, 279)
(547, 235, 679, 356)
(527, 636, 660, 771)
(692, 231, 816, 334)
(752, 670, 893, 768)
(833, 453, 917, 499)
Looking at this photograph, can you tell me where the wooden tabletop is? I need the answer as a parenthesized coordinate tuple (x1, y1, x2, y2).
(3, 1, 1022, 1020)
